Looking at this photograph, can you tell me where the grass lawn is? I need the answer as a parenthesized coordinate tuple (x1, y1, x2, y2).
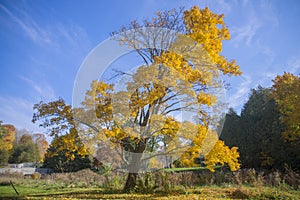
(1, 168, 299, 199)
(1, 184, 299, 199)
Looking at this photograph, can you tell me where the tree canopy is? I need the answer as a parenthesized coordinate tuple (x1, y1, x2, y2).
(43, 130, 91, 172)
(0, 124, 15, 165)
(33, 6, 241, 192)
(9, 134, 40, 164)
(271, 72, 300, 144)
(0, 124, 15, 152)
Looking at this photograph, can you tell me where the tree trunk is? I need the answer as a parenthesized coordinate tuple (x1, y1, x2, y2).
(123, 140, 146, 192)
(123, 172, 138, 192)
(123, 152, 143, 192)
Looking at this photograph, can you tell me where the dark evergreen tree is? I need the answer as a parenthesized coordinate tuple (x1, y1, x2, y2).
(220, 108, 241, 148)
(221, 86, 300, 170)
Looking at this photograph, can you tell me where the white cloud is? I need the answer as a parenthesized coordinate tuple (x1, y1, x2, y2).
(215, 0, 234, 14)
(231, 0, 278, 47)
(287, 57, 300, 74)
(19, 76, 56, 101)
(258, 43, 275, 64)
(0, 76, 57, 132)
(259, 0, 279, 28)
(258, 57, 300, 87)
(56, 24, 92, 55)
(232, 21, 262, 46)
(0, 3, 91, 53)
(0, 2, 91, 134)
(0, 96, 44, 133)
(227, 75, 252, 112)
(0, 4, 53, 45)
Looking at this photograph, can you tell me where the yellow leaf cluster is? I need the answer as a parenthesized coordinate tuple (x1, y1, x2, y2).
(271, 72, 300, 142)
(129, 83, 166, 110)
(183, 6, 241, 76)
(197, 91, 216, 106)
(179, 125, 209, 167)
(104, 127, 127, 141)
(84, 81, 114, 122)
(160, 117, 181, 138)
(204, 141, 240, 172)
(180, 125, 240, 171)
(0, 125, 15, 151)
(154, 52, 192, 82)
(46, 129, 89, 161)
(93, 81, 114, 97)
(154, 51, 214, 86)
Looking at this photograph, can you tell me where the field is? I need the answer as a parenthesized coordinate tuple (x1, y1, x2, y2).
(0, 168, 299, 199)
(1, 184, 300, 199)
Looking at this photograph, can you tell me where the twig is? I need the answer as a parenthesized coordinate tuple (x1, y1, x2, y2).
(10, 180, 19, 196)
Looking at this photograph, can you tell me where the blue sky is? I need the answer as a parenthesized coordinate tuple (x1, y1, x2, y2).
(0, 0, 299, 133)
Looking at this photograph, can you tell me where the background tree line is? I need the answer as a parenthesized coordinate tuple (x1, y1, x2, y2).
(221, 72, 300, 171)
(0, 124, 48, 166)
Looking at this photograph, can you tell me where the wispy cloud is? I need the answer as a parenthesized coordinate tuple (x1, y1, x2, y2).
(0, 3, 52, 45)
(227, 75, 252, 112)
(56, 23, 92, 55)
(0, 2, 92, 133)
(287, 57, 300, 75)
(232, 20, 261, 46)
(19, 76, 56, 101)
(227, 0, 281, 111)
(259, 0, 279, 28)
(231, 0, 262, 47)
(214, 0, 234, 14)
(258, 43, 275, 64)
(0, 96, 43, 133)
(0, 76, 56, 132)
(258, 57, 300, 87)
(231, 0, 278, 47)
(0, 3, 91, 52)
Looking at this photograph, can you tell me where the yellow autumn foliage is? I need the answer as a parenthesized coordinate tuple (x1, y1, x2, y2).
(45, 129, 89, 161)
(271, 72, 300, 142)
(0, 124, 15, 152)
(36, 7, 242, 175)
(183, 6, 241, 76)
(78, 6, 242, 172)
